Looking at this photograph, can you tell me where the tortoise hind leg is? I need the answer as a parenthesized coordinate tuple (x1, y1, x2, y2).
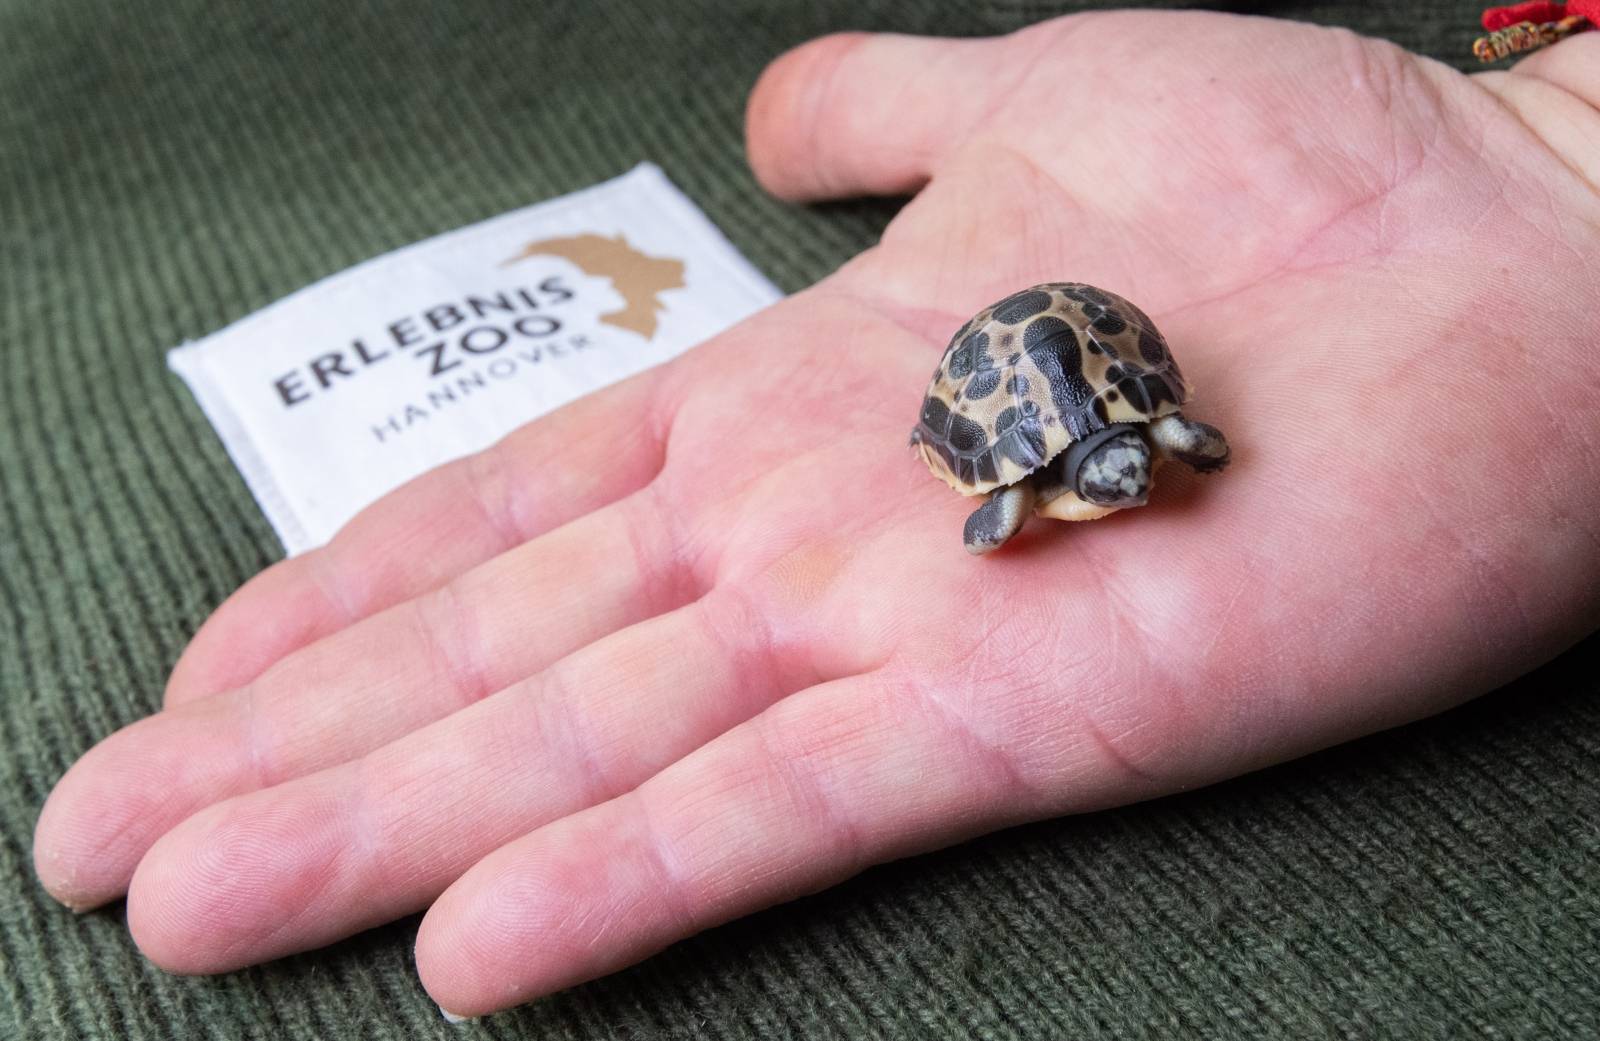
(963, 482, 1036, 555)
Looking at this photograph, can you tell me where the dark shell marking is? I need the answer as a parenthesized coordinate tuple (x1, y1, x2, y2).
(910, 282, 1189, 494)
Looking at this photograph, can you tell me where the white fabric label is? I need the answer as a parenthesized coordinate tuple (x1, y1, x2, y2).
(170, 163, 782, 555)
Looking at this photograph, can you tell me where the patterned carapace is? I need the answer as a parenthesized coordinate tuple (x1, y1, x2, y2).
(911, 283, 1189, 495)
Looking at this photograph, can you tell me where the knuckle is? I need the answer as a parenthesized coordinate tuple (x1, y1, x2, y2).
(410, 579, 493, 710)
(462, 438, 531, 549)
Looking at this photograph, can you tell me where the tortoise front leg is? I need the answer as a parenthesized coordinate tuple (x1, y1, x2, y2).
(963, 481, 1036, 555)
(1147, 412, 1230, 472)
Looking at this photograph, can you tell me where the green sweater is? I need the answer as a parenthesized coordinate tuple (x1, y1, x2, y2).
(3, 1, 1596, 1037)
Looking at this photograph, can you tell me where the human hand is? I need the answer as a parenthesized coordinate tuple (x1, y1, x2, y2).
(34, 10, 1600, 1018)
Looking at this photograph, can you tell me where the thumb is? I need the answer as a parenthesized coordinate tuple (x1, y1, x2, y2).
(744, 28, 1040, 202)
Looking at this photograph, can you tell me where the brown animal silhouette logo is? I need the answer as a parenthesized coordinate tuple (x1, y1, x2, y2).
(502, 233, 685, 338)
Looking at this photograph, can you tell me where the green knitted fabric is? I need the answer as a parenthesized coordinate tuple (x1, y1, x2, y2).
(3, 1, 1596, 1038)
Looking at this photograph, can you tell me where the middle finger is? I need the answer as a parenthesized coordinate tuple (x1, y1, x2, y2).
(122, 581, 834, 972)
(33, 483, 695, 911)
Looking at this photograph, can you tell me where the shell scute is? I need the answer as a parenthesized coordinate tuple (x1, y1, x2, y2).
(910, 283, 1190, 494)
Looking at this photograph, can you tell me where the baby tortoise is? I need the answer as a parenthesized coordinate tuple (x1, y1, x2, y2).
(910, 282, 1230, 554)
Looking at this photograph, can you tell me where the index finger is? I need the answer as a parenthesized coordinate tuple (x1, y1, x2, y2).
(165, 369, 672, 706)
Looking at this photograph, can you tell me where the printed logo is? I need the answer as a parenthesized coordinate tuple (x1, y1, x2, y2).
(268, 239, 688, 418)
(168, 163, 781, 555)
(503, 233, 685, 339)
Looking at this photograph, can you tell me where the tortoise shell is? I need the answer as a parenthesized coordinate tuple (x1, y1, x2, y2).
(910, 282, 1190, 495)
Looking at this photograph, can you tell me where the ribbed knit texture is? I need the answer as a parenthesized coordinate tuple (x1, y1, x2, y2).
(2, 1, 1596, 1038)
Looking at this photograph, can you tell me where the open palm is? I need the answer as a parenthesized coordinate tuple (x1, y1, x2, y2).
(34, 10, 1600, 1018)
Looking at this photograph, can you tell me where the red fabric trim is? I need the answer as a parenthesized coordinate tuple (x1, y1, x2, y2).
(1482, 2, 1568, 31)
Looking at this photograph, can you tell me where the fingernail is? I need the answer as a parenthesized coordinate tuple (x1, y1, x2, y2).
(438, 1004, 474, 1025)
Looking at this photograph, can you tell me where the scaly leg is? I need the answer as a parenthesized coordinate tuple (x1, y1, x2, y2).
(1147, 412, 1230, 472)
(963, 482, 1036, 555)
